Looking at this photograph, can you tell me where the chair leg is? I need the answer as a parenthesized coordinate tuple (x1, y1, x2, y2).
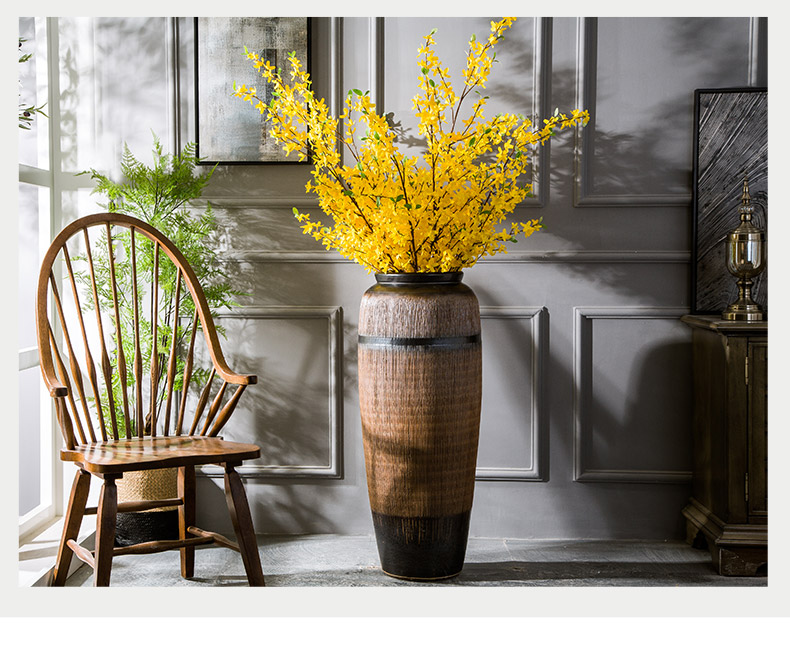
(52, 468, 91, 586)
(223, 463, 265, 586)
(178, 465, 196, 578)
(93, 474, 119, 587)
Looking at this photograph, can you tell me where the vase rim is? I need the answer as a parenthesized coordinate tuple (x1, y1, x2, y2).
(374, 272, 463, 286)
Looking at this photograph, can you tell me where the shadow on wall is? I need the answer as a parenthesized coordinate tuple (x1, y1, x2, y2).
(468, 293, 693, 539)
(59, 17, 174, 179)
(668, 17, 751, 81)
(185, 255, 367, 534)
(583, 340, 693, 476)
(209, 201, 323, 261)
(469, 22, 703, 538)
(215, 256, 361, 393)
(195, 305, 336, 469)
(196, 471, 343, 535)
(191, 321, 350, 535)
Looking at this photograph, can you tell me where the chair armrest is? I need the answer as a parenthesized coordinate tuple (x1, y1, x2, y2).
(47, 382, 69, 398)
(215, 367, 257, 386)
(232, 373, 257, 386)
(38, 352, 68, 397)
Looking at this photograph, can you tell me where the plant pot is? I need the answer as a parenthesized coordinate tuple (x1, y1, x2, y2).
(115, 468, 179, 547)
(358, 272, 482, 580)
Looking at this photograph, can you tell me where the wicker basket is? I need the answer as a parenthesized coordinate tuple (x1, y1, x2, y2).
(115, 468, 179, 546)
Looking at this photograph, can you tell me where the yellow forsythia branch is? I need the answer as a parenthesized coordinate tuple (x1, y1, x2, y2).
(235, 19, 588, 273)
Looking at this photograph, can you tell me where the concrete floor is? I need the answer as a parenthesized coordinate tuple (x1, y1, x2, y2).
(64, 535, 767, 587)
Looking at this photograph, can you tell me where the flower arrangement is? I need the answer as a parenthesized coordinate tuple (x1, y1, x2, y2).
(234, 17, 588, 273)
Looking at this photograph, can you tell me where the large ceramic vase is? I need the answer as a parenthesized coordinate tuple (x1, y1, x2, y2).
(358, 272, 482, 580)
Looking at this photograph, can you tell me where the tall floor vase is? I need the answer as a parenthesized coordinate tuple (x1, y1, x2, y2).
(358, 272, 482, 580)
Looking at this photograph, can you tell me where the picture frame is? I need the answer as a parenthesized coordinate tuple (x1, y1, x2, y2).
(691, 87, 767, 314)
(194, 17, 311, 164)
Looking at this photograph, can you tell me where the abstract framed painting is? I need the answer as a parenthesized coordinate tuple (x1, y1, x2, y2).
(195, 17, 310, 164)
(691, 87, 767, 314)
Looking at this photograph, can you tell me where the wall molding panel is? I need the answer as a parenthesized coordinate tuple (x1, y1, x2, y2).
(199, 197, 322, 208)
(217, 247, 691, 265)
(530, 17, 553, 208)
(476, 306, 549, 481)
(573, 17, 692, 208)
(572, 306, 692, 484)
(747, 17, 768, 86)
(199, 305, 344, 479)
(476, 250, 691, 264)
(369, 17, 384, 110)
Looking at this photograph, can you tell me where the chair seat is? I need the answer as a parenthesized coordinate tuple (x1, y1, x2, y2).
(60, 435, 261, 474)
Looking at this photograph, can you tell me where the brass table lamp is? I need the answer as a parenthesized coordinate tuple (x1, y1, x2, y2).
(722, 176, 766, 321)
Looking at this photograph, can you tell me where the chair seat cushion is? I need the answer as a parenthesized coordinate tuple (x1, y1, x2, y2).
(60, 435, 260, 473)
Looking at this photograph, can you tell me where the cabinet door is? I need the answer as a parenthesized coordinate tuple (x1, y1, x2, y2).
(748, 339, 768, 521)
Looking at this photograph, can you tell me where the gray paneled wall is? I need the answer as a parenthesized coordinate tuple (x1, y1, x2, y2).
(77, 16, 767, 540)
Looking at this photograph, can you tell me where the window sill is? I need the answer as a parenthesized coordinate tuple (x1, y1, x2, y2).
(18, 515, 95, 587)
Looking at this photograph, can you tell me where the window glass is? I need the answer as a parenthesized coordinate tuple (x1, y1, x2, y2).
(18, 17, 49, 169)
(18, 183, 44, 352)
(18, 16, 49, 529)
(18, 368, 41, 515)
(58, 17, 170, 173)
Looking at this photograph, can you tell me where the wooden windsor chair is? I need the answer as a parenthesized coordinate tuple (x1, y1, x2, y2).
(36, 212, 265, 586)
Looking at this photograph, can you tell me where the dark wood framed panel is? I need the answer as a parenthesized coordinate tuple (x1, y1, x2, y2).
(691, 88, 767, 313)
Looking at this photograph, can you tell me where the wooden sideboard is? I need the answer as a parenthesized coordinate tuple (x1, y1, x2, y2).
(681, 315, 767, 576)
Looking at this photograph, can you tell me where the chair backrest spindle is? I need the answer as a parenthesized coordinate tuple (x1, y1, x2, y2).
(163, 270, 183, 436)
(176, 309, 200, 435)
(47, 323, 82, 448)
(149, 241, 160, 436)
(189, 368, 216, 436)
(83, 226, 117, 441)
(106, 222, 132, 440)
(201, 380, 228, 436)
(48, 270, 94, 444)
(61, 244, 101, 443)
(130, 227, 144, 438)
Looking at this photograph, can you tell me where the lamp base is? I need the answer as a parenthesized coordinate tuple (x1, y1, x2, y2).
(722, 301, 764, 321)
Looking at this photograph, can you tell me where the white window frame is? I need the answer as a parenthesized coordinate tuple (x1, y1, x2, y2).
(18, 16, 179, 544)
(18, 17, 65, 541)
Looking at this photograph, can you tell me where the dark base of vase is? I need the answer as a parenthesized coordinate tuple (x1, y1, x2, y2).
(115, 509, 179, 547)
(371, 510, 471, 581)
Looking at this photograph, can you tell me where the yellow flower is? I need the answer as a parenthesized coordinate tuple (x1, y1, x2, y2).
(235, 18, 588, 272)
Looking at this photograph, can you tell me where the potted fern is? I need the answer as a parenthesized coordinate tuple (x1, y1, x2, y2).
(79, 135, 241, 545)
